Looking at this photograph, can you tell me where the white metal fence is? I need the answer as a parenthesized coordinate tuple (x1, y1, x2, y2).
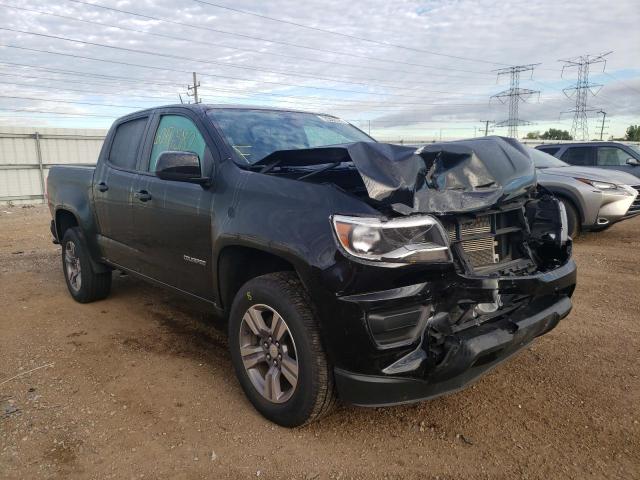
(1, 127, 638, 205)
(0, 127, 106, 204)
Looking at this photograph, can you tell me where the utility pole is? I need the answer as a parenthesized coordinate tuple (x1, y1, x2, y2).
(480, 120, 494, 136)
(187, 72, 201, 104)
(559, 52, 611, 141)
(598, 110, 607, 141)
(490, 64, 540, 139)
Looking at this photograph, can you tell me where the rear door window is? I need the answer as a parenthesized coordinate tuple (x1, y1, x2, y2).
(561, 147, 594, 166)
(149, 115, 206, 172)
(108, 117, 148, 170)
(597, 147, 630, 166)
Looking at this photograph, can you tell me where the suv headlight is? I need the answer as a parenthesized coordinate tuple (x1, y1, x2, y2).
(576, 178, 630, 194)
(331, 214, 452, 264)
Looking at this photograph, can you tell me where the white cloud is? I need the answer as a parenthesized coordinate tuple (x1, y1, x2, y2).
(0, 0, 637, 137)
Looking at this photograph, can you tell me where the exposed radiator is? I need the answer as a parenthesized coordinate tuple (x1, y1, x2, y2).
(447, 216, 499, 267)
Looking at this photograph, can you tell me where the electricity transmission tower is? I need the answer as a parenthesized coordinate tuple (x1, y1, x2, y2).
(187, 72, 201, 104)
(559, 52, 611, 141)
(491, 64, 540, 139)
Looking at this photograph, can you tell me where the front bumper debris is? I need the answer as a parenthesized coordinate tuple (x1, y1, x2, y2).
(333, 259, 576, 407)
(335, 294, 572, 407)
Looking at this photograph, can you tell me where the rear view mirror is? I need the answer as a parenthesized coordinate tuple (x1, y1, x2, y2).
(155, 151, 208, 184)
(626, 157, 640, 166)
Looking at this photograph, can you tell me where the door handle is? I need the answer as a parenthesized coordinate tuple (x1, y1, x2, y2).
(97, 182, 109, 192)
(134, 190, 152, 202)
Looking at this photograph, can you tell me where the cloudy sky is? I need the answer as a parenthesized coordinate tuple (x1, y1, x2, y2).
(0, 0, 638, 140)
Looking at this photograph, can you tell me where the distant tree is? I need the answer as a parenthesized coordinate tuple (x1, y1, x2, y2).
(526, 131, 541, 139)
(540, 129, 573, 140)
(626, 125, 640, 141)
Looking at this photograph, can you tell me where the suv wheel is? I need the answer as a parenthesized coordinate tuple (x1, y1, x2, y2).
(61, 227, 112, 303)
(228, 272, 336, 427)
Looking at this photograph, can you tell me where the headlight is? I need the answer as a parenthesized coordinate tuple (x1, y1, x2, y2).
(576, 178, 629, 194)
(332, 214, 452, 264)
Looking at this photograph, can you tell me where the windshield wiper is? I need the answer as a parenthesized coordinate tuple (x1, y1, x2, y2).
(297, 161, 344, 180)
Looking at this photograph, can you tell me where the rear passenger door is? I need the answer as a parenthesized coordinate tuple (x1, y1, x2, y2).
(131, 111, 216, 300)
(93, 114, 149, 269)
(560, 146, 596, 167)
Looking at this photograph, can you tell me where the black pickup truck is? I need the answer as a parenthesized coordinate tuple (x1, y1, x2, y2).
(47, 104, 576, 427)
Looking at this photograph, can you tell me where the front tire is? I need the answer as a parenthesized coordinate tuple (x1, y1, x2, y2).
(560, 198, 580, 239)
(61, 227, 112, 303)
(228, 272, 336, 427)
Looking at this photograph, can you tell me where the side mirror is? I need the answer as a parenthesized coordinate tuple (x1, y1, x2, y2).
(626, 157, 640, 166)
(155, 151, 209, 184)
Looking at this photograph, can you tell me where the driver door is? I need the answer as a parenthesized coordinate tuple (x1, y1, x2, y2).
(596, 146, 640, 178)
(131, 111, 216, 301)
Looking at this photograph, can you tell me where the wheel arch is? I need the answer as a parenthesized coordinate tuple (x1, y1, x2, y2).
(54, 207, 111, 274)
(54, 208, 80, 241)
(217, 245, 302, 313)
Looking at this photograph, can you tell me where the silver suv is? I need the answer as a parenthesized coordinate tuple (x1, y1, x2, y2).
(530, 148, 639, 237)
(535, 142, 640, 179)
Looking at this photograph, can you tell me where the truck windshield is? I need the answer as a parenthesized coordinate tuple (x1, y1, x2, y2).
(207, 108, 373, 164)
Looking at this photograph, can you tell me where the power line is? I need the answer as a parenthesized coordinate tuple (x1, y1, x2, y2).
(0, 61, 184, 89)
(61, 0, 495, 77)
(0, 2, 495, 84)
(559, 52, 611, 141)
(0, 85, 493, 116)
(190, 0, 510, 67)
(5, 26, 489, 94)
(0, 43, 490, 101)
(603, 72, 640, 96)
(0, 77, 174, 101)
(0, 107, 117, 118)
(491, 64, 540, 138)
(0, 95, 145, 109)
(0, 61, 491, 108)
(0, 28, 491, 97)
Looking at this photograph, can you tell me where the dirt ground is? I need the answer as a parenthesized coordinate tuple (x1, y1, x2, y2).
(0, 205, 638, 480)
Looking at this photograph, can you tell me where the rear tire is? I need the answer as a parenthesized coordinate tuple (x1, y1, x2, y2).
(61, 227, 111, 303)
(560, 198, 580, 239)
(228, 272, 336, 427)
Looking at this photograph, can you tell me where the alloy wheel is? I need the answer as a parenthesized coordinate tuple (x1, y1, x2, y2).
(239, 304, 299, 404)
(64, 241, 82, 292)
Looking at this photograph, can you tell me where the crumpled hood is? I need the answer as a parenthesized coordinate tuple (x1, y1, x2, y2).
(256, 136, 536, 214)
(538, 165, 639, 185)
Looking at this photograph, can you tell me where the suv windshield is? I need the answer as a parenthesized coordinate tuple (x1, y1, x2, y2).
(529, 148, 569, 168)
(207, 108, 373, 164)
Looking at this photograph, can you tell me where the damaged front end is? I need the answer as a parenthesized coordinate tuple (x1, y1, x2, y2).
(329, 185, 575, 406)
(259, 136, 576, 406)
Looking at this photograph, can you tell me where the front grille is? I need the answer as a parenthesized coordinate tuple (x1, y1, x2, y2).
(447, 216, 499, 268)
(626, 185, 640, 216)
